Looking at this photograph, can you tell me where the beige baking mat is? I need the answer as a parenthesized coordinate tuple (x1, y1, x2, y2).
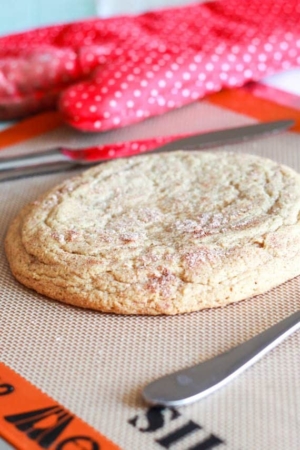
(0, 102, 299, 450)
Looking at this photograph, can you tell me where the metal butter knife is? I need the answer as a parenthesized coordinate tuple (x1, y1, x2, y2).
(0, 119, 294, 182)
(142, 311, 300, 407)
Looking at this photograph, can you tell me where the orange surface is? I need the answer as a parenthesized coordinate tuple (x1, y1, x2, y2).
(0, 112, 63, 150)
(0, 362, 120, 450)
(208, 88, 300, 132)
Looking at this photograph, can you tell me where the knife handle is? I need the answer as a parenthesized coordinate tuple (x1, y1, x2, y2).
(142, 310, 300, 407)
(0, 148, 79, 182)
(0, 161, 79, 182)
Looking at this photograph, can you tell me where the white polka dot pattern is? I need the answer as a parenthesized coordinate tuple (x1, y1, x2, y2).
(0, 0, 299, 130)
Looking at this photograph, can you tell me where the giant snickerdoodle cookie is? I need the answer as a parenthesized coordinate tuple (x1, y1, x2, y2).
(5, 151, 300, 314)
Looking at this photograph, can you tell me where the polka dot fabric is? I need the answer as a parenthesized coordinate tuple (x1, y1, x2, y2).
(0, 0, 300, 132)
(0, 47, 90, 119)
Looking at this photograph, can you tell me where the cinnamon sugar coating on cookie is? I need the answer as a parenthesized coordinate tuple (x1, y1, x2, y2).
(5, 151, 300, 314)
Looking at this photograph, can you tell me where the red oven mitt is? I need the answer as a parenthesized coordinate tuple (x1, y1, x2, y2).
(0, 0, 299, 131)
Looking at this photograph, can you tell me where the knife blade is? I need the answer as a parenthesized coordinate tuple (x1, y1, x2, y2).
(0, 119, 294, 182)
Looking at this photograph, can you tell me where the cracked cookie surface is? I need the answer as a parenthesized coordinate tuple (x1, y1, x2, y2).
(5, 151, 300, 314)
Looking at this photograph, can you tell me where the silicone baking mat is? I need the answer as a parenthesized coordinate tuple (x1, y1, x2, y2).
(0, 94, 299, 450)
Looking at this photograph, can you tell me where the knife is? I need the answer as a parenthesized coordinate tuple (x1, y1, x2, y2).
(142, 310, 300, 407)
(0, 119, 294, 182)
